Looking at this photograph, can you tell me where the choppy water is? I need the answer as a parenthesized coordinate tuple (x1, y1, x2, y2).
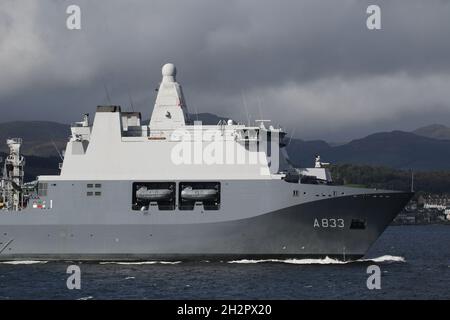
(0, 225, 449, 299)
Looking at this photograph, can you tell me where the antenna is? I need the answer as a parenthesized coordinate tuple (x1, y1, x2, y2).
(51, 140, 64, 161)
(193, 104, 199, 122)
(127, 89, 135, 112)
(103, 82, 112, 105)
(287, 128, 296, 146)
(411, 169, 414, 192)
(257, 96, 263, 121)
(241, 91, 251, 126)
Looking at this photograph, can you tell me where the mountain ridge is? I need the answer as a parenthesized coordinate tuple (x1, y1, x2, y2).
(412, 123, 450, 140)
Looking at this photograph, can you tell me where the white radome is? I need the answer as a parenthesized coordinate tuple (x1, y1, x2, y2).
(162, 63, 176, 77)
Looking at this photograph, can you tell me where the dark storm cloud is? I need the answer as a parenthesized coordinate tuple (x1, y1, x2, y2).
(1, 0, 450, 141)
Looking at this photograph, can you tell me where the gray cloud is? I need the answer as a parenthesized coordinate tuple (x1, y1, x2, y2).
(0, 0, 450, 141)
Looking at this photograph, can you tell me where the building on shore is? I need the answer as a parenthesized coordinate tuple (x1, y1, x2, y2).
(423, 195, 450, 210)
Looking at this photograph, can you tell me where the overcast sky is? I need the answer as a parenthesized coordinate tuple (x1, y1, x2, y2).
(1, 0, 450, 141)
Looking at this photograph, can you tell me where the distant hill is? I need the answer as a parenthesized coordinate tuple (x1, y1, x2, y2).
(0, 121, 69, 157)
(287, 130, 450, 171)
(412, 124, 450, 140)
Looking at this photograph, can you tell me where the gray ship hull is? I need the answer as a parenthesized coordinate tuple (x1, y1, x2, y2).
(0, 190, 412, 261)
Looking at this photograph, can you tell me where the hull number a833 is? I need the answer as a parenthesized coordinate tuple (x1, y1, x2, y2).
(314, 218, 344, 228)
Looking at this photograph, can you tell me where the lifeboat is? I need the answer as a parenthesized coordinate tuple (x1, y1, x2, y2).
(136, 186, 173, 201)
(181, 186, 218, 200)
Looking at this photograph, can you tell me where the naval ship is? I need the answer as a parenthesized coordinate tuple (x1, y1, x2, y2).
(0, 63, 412, 261)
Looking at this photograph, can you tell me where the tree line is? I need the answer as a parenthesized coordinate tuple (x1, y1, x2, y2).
(330, 164, 450, 195)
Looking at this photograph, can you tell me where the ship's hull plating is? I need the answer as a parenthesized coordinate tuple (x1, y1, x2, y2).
(0, 192, 412, 261)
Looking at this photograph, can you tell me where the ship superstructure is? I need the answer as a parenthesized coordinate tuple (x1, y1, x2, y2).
(0, 64, 412, 260)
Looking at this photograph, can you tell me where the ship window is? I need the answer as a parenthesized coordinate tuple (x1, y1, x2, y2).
(350, 219, 366, 230)
(87, 192, 93, 196)
(293, 190, 299, 197)
(95, 192, 101, 196)
(95, 184, 102, 188)
(87, 184, 93, 188)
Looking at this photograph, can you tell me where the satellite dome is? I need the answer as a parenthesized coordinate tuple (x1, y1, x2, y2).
(162, 63, 176, 77)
